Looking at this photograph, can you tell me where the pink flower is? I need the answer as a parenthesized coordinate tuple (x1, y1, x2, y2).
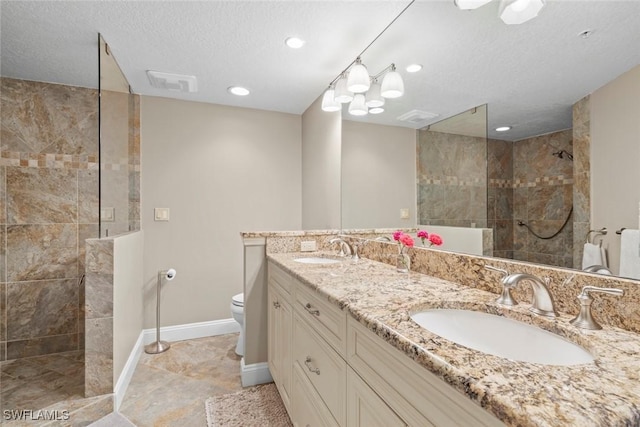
(392, 230, 403, 241)
(429, 234, 443, 246)
(399, 234, 414, 248)
(416, 230, 428, 239)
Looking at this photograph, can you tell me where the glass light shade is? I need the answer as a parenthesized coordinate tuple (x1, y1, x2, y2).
(499, 0, 545, 25)
(348, 94, 368, 116)
(381, 69, 404, 99)
(454, 0, 493, 10)
(365, 82, 385, 108)
(347, 60, 370, 93)
(369, 107, 384, 115)
(321, 88, 341, 112)
(334, 76, 353, 103)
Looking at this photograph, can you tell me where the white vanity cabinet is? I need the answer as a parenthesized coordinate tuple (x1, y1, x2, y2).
(267, 263, 293, 413)
(267, 261, 504, 427)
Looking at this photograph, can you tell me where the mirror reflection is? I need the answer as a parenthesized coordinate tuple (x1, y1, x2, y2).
(339, 1, 640, 281)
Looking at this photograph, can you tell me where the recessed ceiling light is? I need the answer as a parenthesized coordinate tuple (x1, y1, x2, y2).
(369, 107, 385, 114)
(406, 64, 422, 73)
(495, 126, 512, 132)
(228, 86, 250, 96)
(285, 37, 305, 49)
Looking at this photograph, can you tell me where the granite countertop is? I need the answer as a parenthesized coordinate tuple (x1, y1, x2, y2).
(267, 252, 640, 427)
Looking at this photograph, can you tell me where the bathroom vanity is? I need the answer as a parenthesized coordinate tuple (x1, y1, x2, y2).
(266, 251, 640, 427)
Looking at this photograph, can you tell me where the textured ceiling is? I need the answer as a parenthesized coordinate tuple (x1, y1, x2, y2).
(1, 1, 640, 141)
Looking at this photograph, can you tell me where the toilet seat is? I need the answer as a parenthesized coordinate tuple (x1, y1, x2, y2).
(232, 293, 244, 307)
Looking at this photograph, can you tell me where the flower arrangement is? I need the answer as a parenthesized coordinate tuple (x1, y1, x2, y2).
(393, 231, 414, 254)
(416, 229, 443, 247)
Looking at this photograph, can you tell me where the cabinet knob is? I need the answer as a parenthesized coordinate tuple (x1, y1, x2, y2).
(273, 301, 280, 309)
(304, 356, 320, 375)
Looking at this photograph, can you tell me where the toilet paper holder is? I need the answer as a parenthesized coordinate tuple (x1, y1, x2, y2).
(145, 268, 176, 354)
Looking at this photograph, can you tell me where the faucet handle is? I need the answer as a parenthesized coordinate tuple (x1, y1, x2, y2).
(485, 265, 509, 278)
(485, 265, 517, 306)
(570, 286, 624, 330)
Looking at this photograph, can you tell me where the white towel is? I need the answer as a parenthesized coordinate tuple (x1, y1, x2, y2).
(619, 229, 640, 280)
(600, 245, 608, 268)
(582, 242, 603, 269)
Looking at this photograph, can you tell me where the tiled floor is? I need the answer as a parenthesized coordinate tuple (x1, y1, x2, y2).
(0, 350, 85, 413)
(118, 333, 243, 426)
(0, 334, 242, 426)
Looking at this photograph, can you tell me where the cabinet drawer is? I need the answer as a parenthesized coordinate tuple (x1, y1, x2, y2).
(295, 281, 347, 355)
(269, 261, 293, 302)
(292, 362, 339, 427)
(293, 312, 346, 426)
(347, 317, 505, 427)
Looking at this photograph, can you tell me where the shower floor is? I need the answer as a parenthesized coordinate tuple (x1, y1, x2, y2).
(1, 351, 85, 413)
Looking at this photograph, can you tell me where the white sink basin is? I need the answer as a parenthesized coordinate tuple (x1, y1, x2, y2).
(410, 309, 594, 366)
(293, 257, 341, 265)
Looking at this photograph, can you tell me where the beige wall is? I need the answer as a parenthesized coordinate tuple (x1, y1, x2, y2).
(301, 96, 342, 229)
(140, 96, 302, 328)
(113, 231, 144, 385)
(591, 65, 640, 275)
(341, 120, 416, 229)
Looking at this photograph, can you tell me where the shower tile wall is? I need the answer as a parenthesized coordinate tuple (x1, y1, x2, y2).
(487, 139, 514, 259)
(0, 77, 98, 361)
(572, 96, 591, 268)
(512, 129, 574, 267)
(417, 130, 487, 227)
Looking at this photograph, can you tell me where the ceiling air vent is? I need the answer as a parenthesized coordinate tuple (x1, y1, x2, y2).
(397, 109, 439, 125)
(146, 70, 198, 93)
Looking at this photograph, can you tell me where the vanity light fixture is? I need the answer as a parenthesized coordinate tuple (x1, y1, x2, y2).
(499, 0, 545, 25)
(369, 107, 385, 115)
(228, 86, 250, 96)
(406, 64, 423, 73)
(454, 0, 493, 10)
(321, 62, 404, 114)
(348, 94, 368, 116)
(285, 37, 305, 49)
(496, 126, 512, 132)
(321, 85, 341, 112)
(347, 57, 371, 93)
(454, 0, 545, 25)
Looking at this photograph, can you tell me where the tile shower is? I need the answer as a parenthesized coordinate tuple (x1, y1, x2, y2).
(418, 117, 576, 269)
(0, 74, 140, 415)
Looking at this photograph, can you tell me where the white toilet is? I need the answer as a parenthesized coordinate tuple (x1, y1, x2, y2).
(230, 293, 244, 356)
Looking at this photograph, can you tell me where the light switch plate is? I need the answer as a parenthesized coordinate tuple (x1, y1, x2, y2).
(300, 240, 317, 252)
(154, 208, 170, 221)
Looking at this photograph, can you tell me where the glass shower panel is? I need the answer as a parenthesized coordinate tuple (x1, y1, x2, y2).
(417, 104, 488, 228)
(98, 35, 140, 237)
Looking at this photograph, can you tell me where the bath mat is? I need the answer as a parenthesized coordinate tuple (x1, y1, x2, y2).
(205, 383, 292, 427)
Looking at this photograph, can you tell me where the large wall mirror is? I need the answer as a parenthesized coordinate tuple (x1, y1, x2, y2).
(339, 1, 640, 281)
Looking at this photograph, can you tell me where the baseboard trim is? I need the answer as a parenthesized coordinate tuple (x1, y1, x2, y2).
(142, 318, 240, 344)
(241, 358, 273, 387)
(115, 318, 240, 409)
(114, 331, 144, 410)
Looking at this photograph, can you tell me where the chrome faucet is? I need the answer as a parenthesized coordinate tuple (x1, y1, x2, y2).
(374, 236, 391, 242)
(500, 273, 557, 318)
(329, 237, 351, 257)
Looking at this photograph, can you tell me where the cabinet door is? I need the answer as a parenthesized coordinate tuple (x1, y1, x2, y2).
(269, 283, 292, 412)
(347, 368, 406, 427)
(280, 292, 293, 410)
(268, 285, 281, 385)
(292, 362, 339, 427)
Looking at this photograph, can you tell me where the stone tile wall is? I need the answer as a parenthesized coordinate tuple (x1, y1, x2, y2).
(572, 96, 591, 268)
(512, 129, 573, 268)
(417, 131, 487, 228)
(0, 78, 98, 361)
(487, 139, 514, 259)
